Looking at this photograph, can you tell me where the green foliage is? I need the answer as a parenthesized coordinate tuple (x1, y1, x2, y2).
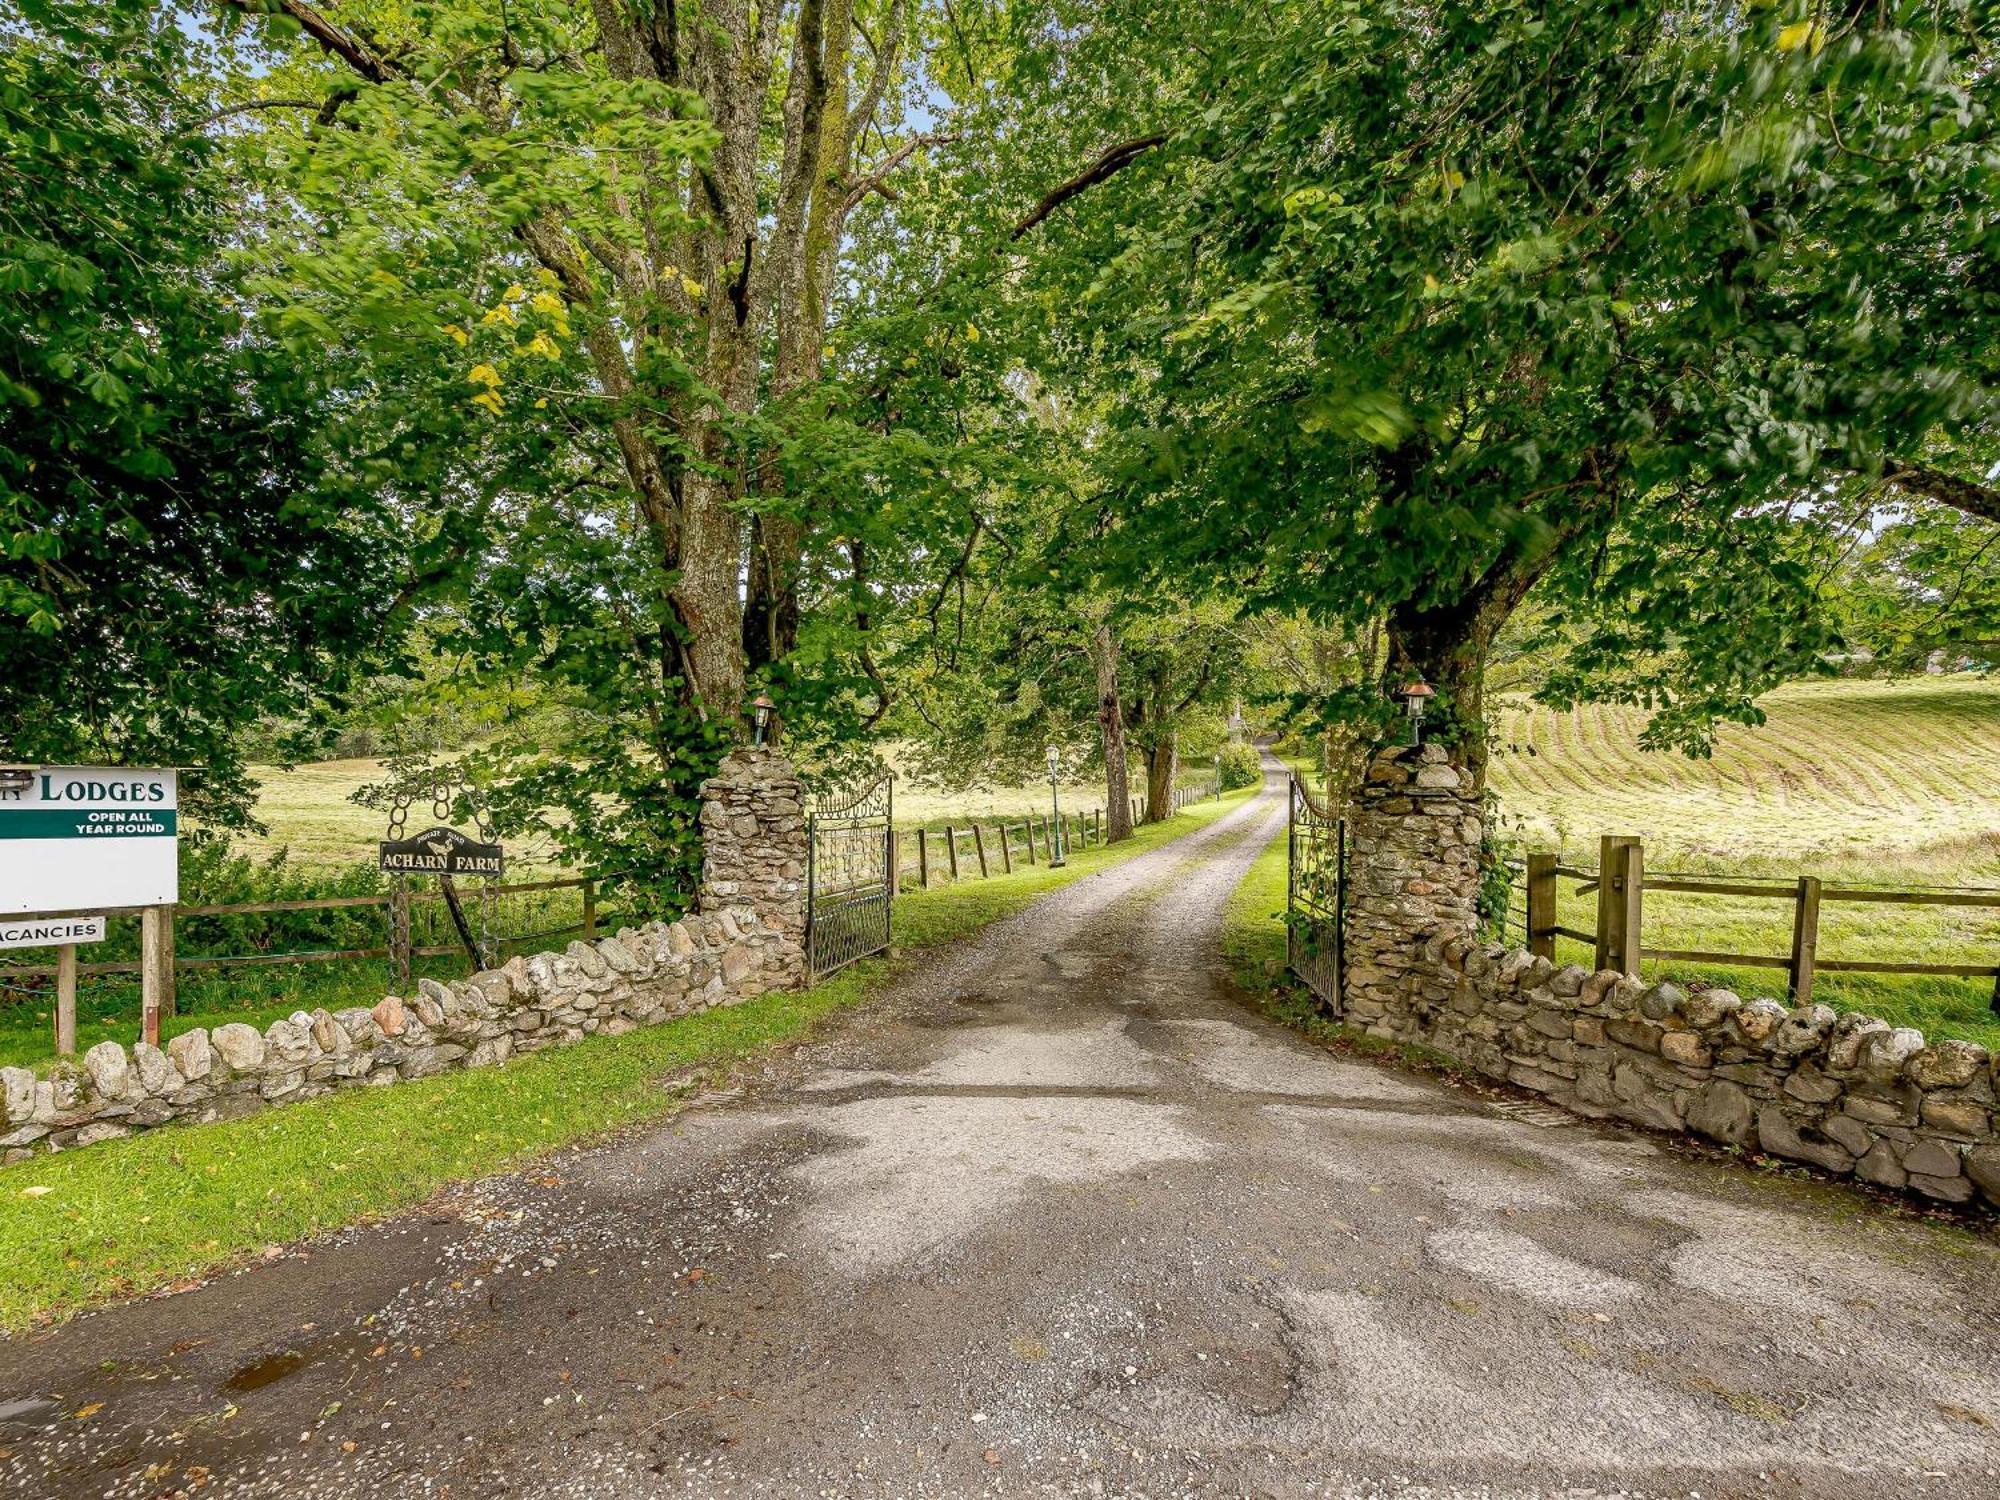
(1217, 741, 1262, 791)
(995, 0, 1999, 755)
(0, 1, 408, 827)
(1829, 502, 2000, 673)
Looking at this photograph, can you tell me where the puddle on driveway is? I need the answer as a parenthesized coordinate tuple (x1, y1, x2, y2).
(223, 1348, 314, 1393)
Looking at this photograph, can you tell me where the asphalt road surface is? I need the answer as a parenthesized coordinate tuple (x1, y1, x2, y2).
(3, 762, 1997, 1499)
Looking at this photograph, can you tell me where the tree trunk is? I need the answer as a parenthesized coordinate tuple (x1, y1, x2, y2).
(1143, 732, 1177, 823)
(1383, 596, 1494, 787)
(1090, 623, 1134, 842)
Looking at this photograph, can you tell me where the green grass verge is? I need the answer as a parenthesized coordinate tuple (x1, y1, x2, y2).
(0, 788, 1254, 1333)
(1220, 815, 1290, 991)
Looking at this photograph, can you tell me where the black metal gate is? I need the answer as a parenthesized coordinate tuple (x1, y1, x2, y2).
(807, 773, 894, 981)
(1286, 775, 1345, 1011)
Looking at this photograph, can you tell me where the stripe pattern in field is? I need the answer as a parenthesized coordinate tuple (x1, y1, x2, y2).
(1489, 676, 2000, 867)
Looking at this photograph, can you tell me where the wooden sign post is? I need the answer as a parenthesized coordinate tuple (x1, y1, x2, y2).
(1, 914, 108, 1056)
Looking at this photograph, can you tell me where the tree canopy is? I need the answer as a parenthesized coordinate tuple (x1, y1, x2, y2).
(0, 1, 409, 827)
(4, 0, 1995, 892)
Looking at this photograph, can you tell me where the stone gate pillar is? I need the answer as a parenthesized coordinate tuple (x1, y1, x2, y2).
(699, 746, 808, 987)
(1341, 741, 1484, 1038)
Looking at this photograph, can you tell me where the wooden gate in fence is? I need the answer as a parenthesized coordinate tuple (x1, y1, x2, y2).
(1286, 775, 1345, 1011)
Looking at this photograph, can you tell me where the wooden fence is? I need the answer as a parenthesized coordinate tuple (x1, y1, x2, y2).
(1518, 835, 2000, 1011)
(889, 779, 1223, 893)
(2, 875, 607, 1056)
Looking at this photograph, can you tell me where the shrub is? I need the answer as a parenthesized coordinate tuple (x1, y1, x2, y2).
(1218, 741, 1263, 791)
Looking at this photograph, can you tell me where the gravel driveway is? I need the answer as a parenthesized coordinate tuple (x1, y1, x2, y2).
(3, 763, 1997, 1499)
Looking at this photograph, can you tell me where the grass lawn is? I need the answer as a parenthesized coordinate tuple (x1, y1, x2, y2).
(0, 789, 1254, 1333)
(1221, 815, 1290, 990)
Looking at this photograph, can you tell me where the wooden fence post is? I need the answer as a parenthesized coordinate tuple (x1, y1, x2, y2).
(1593, 836, 1643, 976)
(945, 825, 960, 880)
(972, 824, 989, 877)
(391, 879, 412, 989)
(141, 904, 175, 1047)
(582, 878, 598, 939)
(54, 943, 77, 1057)
(1024, 821, 1038, 864)
(1619, 838, 1644, 976)
(1790, 875, 1821, 1003)
(917, 828, 930, 889)
(1525, 853, 1556, 959)
(999, 826, 1014, 873)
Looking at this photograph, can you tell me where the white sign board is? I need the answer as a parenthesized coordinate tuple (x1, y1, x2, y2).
(0, 767, 178, 916)
(0, 914, 105, 950)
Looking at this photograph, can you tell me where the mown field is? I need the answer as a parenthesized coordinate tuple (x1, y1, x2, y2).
(1488, 675, 2000, 869)
(228, 750, 1133, 868)
(1291, 675, 2000, 1050)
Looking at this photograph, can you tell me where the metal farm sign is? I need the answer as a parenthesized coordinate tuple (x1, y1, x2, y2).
(378, 825, 506, 878)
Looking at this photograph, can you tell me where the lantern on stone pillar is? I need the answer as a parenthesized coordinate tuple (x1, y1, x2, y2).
(751, 694, 775, 747)
(1398, 678, 1435, 745)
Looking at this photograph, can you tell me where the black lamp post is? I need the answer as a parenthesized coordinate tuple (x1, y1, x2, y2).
(1398, 678, 1435, 746)
(1044, 743, 1066, 867)
(751, 694, 775, 747)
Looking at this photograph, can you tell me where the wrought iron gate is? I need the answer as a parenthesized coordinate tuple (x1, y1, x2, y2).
(807, 773, 894, 981)
(1286, 775, 1345, 1011)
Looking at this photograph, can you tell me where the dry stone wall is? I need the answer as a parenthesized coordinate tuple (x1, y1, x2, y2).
(0, 749, 813, 1167)
(1340, 743, 2000, 1213)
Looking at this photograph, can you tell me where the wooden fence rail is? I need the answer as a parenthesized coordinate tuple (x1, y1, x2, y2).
(1520, 837, 2000, 1011)
(2, 876, 607, 1056)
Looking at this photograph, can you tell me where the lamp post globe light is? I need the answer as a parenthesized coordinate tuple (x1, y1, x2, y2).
(1045, 743, 1066, 868)
(1398, 678, 1435, 746)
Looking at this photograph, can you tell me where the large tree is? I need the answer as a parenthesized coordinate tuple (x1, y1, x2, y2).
(998, 0, 1998, 907)
(213, 0, 999, 733)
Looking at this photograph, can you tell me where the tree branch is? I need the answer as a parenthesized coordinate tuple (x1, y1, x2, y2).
(842, 132, 959, 214)
(1881, 457, 2000, 526)
(1012, 133, 1168, 240)
(217, 1, 402, 84)
(846, 0, 906, 155)
(175, 91, 357, 135)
